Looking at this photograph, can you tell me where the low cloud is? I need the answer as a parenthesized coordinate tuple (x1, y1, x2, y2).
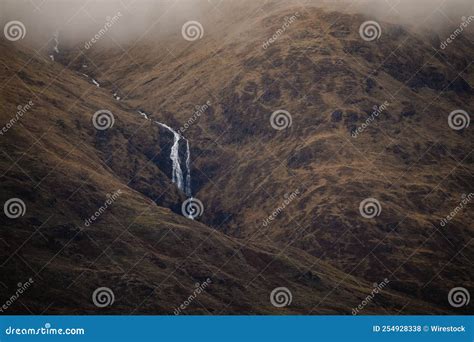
(1, 0, 472, 48)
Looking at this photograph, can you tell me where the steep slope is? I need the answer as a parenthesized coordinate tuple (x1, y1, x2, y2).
(1, 37, 449, 315)
(70, 3, 474, 313)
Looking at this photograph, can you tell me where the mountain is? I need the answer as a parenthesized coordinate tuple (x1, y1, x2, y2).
(0, 1, 472, 314)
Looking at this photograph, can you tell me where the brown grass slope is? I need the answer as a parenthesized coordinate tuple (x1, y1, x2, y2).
(71, 4, 474, 313)
(0, 37, 451, 315)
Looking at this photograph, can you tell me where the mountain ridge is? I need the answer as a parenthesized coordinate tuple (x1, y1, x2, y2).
(1, 2, 473, 314)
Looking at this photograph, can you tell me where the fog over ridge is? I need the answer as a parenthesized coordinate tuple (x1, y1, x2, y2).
(1, 0, 473, 47)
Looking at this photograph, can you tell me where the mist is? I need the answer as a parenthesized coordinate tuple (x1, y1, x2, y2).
(1, 0, 473, 48)
(353, 0, 474, 28)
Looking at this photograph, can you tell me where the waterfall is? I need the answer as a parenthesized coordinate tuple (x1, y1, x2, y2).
(83, 71, 191, 195)
(156, 122, 192, 196)
(137, 110, 192, 196)
(155, 122, 185, 192)
(81, 72, 101, 87)
(185, 140, 192, 197)
(49, 31, 60, 61)
(138, 110, 149, 120)
(53, 31, 60, 53)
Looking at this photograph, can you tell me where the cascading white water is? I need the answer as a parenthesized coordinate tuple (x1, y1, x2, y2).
(156, 122, 192, 196)
(137, 110, 192, 196)
(82, 60, 193, 200)
(53, 31, 59, 53)
(138, 110, 149, 120)
(80, 66, 191, 196)
(80, 72, 101, 87)
(185, 140, 192, 197)
(155, 121, 185, 192)
(49, 31, 60, 61)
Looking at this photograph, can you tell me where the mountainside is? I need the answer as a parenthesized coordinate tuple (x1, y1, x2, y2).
(1, 37, 404, 315)
(1, 1, 473, 314)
